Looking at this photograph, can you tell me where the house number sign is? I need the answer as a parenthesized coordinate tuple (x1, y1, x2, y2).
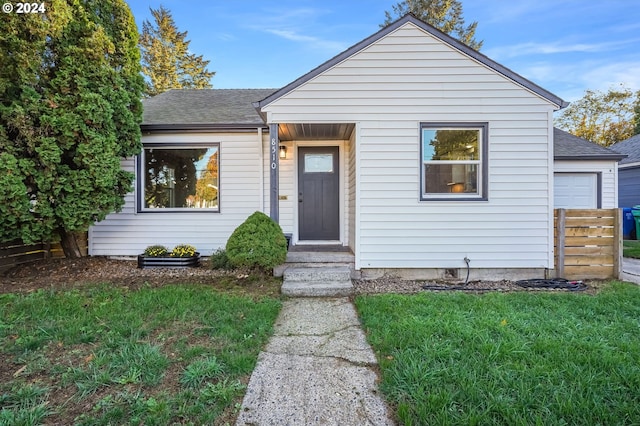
(271, 137, 277, 169)
(269, 124, 279, 223)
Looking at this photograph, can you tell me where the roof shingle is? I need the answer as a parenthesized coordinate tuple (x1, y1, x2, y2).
(609, 134, 640, 164)
(141, 89, 276, 127)
(553, 128, 625, 160)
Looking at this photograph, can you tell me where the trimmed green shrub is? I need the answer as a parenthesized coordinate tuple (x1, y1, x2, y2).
(209, 248, 232, 270)
(226, 212, 287, 270)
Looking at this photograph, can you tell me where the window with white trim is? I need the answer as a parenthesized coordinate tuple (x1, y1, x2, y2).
(138, 143, 220, 212)
(420, 123, 487, 201)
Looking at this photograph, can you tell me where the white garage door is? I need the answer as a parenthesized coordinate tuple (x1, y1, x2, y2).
(554, 173, 598, 208)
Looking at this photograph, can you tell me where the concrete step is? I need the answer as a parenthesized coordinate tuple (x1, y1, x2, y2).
(286, 251, 355, 263)
(282, 265, 354, 297)
(284, 265, 352, 282)
(274, 262, 360, 279)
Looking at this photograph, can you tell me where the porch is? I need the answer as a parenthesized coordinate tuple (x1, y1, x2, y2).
(270, 122, 357, 252)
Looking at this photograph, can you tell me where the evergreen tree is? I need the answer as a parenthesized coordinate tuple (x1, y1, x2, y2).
(0, 0, 143, 257)
(382, 0, 482, 50)
(139, 6, 215, 96)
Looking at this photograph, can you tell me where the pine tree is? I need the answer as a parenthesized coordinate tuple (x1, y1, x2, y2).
(0, 0, 143, 257)
(139, 6, 215, 96)
(382, 0, 483, 50)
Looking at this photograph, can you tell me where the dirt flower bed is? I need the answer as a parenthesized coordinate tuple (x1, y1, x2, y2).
(0, 256, 282, 297)
(1, 256, 606, 296)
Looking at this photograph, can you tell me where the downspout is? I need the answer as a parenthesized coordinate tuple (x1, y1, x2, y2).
(257, 127, 264, 211)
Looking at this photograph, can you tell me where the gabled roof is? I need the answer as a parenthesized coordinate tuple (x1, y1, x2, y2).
(554, 128, 625, 161)
(141, 89, 276, 131)
(609, 134, 640, 165)
(255, 14, 568, 110)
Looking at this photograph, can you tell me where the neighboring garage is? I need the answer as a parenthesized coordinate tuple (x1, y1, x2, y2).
(553, 128, 625, 209)
(609, 134, 640, 208)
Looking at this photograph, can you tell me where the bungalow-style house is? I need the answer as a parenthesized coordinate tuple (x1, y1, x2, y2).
(610, 134, 640, 207)
(89, 14, 621, 279)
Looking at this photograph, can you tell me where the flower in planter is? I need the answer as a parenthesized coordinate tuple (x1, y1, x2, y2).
(143, 245, 169, 257)
(170, 244, 197, 258)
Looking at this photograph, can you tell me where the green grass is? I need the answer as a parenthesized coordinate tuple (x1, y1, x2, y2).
(356, 282, 640, 425)
(0, 284, 281, 425)
(623, 239, 640, 258)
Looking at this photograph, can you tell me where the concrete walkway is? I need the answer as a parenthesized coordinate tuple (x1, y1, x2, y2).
(621, 257, 640, 284)
(236, 298, 394, 425)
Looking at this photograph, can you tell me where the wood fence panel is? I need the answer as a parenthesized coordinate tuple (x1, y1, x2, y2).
(0, 241, 47, 273)
(0, 233, 88, 273)
(554, 208, 621, 280)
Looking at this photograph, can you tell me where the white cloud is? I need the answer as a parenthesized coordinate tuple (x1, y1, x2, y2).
(239, 6, 348, 53)
(515, 59, 640, 102)
(485, 39, 634, 60)
(263, 28, 348, 51)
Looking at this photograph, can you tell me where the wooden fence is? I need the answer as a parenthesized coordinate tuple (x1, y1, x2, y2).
(0, 234, 88, 273)
(554, 208, 622, 280)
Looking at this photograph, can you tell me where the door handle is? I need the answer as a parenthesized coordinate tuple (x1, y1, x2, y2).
(298, 192, 303, 203)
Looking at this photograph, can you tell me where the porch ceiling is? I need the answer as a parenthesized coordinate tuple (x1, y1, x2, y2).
(278, 123, 355, 141)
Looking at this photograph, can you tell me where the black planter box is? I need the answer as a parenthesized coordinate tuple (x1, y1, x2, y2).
(137, 253, 200, 268)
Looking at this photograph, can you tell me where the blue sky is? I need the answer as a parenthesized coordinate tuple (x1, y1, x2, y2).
(126, 0, 640, 102)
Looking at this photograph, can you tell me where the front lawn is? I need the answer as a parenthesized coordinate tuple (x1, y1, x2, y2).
(624, 239, 640, 258)
(356, 282, 640, 425)
(0, 284, 281, 425)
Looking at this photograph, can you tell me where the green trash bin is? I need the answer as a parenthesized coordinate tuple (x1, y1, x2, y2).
(632, 206, 640, 240)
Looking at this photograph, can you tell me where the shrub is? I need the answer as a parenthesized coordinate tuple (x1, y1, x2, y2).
(226, 211, 287, 270)
(209, 248, 232, 270)
(143, 245, 169, 257)
(171, 244, 197, 258)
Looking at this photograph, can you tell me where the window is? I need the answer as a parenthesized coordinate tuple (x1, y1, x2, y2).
(138, 144, 220, 212)
(420, 123, 487, 201)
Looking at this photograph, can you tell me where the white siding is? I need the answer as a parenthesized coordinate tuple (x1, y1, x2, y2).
(261, 23, 560, 270)
(274, 140, 295, 234)
(89, 131, 267, 256)
(347, 129, 357, 252)
(554, 160, 618, 208)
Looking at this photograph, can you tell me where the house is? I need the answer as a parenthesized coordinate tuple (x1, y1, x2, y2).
(610, 134, 640, 207)
(553, 128, 624, 209)
(89, 14, 620, 279)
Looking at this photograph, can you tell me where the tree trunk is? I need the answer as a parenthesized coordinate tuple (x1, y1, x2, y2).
(58, 229, 83, 259)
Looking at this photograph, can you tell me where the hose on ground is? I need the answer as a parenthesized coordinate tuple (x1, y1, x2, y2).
(514, 278, 587, 291)
(422, 278, 588, 292)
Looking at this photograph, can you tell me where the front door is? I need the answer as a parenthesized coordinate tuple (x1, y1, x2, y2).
(298, 146, 340, 240)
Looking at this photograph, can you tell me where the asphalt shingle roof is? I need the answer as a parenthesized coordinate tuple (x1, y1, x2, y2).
(609, 134, 640, 164)
(140, 90, 624, 163)
(141, 89, 276, 126)
(553, 128, 625, 160)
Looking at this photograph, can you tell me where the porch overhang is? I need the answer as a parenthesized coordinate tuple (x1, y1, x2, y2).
(277, 123, 355, 141)
(268, 122, 356, 229)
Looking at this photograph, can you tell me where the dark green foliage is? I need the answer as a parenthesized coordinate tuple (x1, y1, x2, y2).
(225, 212, 287, 270)
(0, 0, 143, 254)
(209, 249, 232, 270)
(139, 5, 215, 96)
(382, 0, 482, 50)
